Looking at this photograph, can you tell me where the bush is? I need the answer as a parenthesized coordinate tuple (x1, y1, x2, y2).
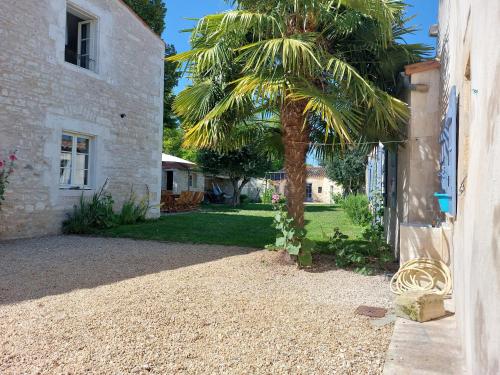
(269, 194, 314, 267)
(117, 189, 149, 225)
(325, 225, 393, 275)
(341, 194, 372, 226)
(331, 192, 344, 205)
(63, 185, 116, 234)
(63, 184, 151, 234)
(240, 194, 249, 204)
(261, 188, 275, 204)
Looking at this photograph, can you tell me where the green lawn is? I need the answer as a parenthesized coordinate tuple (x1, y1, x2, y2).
(100, 203, 363, 248)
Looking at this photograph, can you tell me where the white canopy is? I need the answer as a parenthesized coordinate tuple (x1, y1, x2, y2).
(161, 153, 196, 168)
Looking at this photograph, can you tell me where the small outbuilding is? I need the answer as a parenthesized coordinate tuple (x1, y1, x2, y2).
(161, 154, 205, 194)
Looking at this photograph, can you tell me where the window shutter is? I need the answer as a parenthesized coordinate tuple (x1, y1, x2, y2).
(438, 86, 458, 216)
(367, 143, 385, 200)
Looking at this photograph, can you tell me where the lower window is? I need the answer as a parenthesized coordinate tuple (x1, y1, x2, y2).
(60, 132, 93, 189)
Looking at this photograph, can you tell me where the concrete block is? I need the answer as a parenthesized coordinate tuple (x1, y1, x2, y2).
(395, 291, 446, 322)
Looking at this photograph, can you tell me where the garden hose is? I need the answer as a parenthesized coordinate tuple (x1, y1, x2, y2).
(390, 258, 452, 297)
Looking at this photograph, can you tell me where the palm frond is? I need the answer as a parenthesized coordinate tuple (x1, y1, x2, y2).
(237, 35, 322, 77)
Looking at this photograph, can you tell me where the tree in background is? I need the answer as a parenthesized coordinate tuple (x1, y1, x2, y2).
(164, 44, 182, 130)
(122, 0, 166, 34)
(163, 127, 198, 161)
(197, 145, 273, 207)
(123, 0, 182, 150)
(325, 146, 369, 195)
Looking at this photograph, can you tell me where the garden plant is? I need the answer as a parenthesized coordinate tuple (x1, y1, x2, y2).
(0, 151, 17, 210)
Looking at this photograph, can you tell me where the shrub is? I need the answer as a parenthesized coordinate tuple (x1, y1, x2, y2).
(63, 185, 116, 234)
(269, 194, 314, 267)
(325, 225, 394, 275)
(261, 188, 275, 204)
(117, 189, 149, 225)
(240, 194, 249, 204)
(331, 192, 344, 205)
(0, 151, 17, 210)
(341, 194, 372, 226)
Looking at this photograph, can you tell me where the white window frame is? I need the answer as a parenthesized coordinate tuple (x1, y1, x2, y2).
(59, 131, 94, 190)
(66, 2, 99, 73)
(77, 20, 97, 71)
(190, 173, 198, 189)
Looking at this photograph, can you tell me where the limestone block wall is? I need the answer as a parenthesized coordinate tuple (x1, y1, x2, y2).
(400, 68, 442, 225)
(0, 0, 164, 239)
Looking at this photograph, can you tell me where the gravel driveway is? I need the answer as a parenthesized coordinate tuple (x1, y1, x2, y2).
(0, 236, 393, 374)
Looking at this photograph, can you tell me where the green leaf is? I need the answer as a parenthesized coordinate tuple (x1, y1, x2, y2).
(298, 251, 313, 267)
(301, 238, 316, 252)
(275, 237, 286, 248)
(286, 243, 301, 256)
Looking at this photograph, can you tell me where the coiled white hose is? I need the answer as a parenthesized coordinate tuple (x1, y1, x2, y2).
(390, 258, 452, 297)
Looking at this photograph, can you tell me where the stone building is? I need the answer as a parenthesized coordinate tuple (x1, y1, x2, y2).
(377, 0, 499, 373)
(161, 154, 205, 195)
(268, 167, 343, 204)
(0, 0, 165, 239)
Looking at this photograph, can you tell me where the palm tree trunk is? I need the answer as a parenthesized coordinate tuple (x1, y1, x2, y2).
(281, 99, 309, 228)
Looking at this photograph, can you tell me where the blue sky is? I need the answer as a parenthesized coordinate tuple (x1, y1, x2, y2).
(162, 0, 438, 164)
(163, 0, 438, 93)
(163, 0, 230, 93)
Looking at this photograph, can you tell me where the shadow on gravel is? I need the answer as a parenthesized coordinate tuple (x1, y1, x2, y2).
(0, 236, 254, 306)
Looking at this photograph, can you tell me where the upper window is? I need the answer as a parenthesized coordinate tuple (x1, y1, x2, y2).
(65, 3, 98, 72)
(60, 132, 93, 189)
(318, 186, 323, 194)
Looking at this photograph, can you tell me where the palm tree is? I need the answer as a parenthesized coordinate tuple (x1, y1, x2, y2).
(169, 0, 428, 229)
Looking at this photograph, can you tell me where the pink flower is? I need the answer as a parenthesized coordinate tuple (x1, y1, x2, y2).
(9, 154, 17, 161)
(0, 160, 4, 168)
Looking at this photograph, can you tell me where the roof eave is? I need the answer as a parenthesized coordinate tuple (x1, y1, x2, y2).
(404, 60, 441, 76)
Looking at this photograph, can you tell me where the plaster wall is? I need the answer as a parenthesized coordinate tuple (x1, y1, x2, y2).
(403, 69, 442, 225)
(399, 224, 452, 266)
(0, 0, 164, 239)
(307, 176, 341, 203)
(438, 0, 500, 372)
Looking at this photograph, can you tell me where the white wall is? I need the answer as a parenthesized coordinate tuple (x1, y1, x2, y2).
(438, 0, 500, 372)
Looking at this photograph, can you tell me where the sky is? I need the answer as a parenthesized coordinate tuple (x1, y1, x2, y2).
(162, 0, 439, 164)
(162, 0, 230, 93)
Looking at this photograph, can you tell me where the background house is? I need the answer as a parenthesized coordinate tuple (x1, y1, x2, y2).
(267, 167, 342, 203)
(161, 154, 204, 194)
(0, 0, 165, 239)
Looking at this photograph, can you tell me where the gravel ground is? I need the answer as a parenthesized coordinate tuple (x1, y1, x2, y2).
(0, 236, 393, 374)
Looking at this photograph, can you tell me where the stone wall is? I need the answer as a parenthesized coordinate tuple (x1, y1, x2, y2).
(403, 69, 442, 225)
(0, 0, 164, 239)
